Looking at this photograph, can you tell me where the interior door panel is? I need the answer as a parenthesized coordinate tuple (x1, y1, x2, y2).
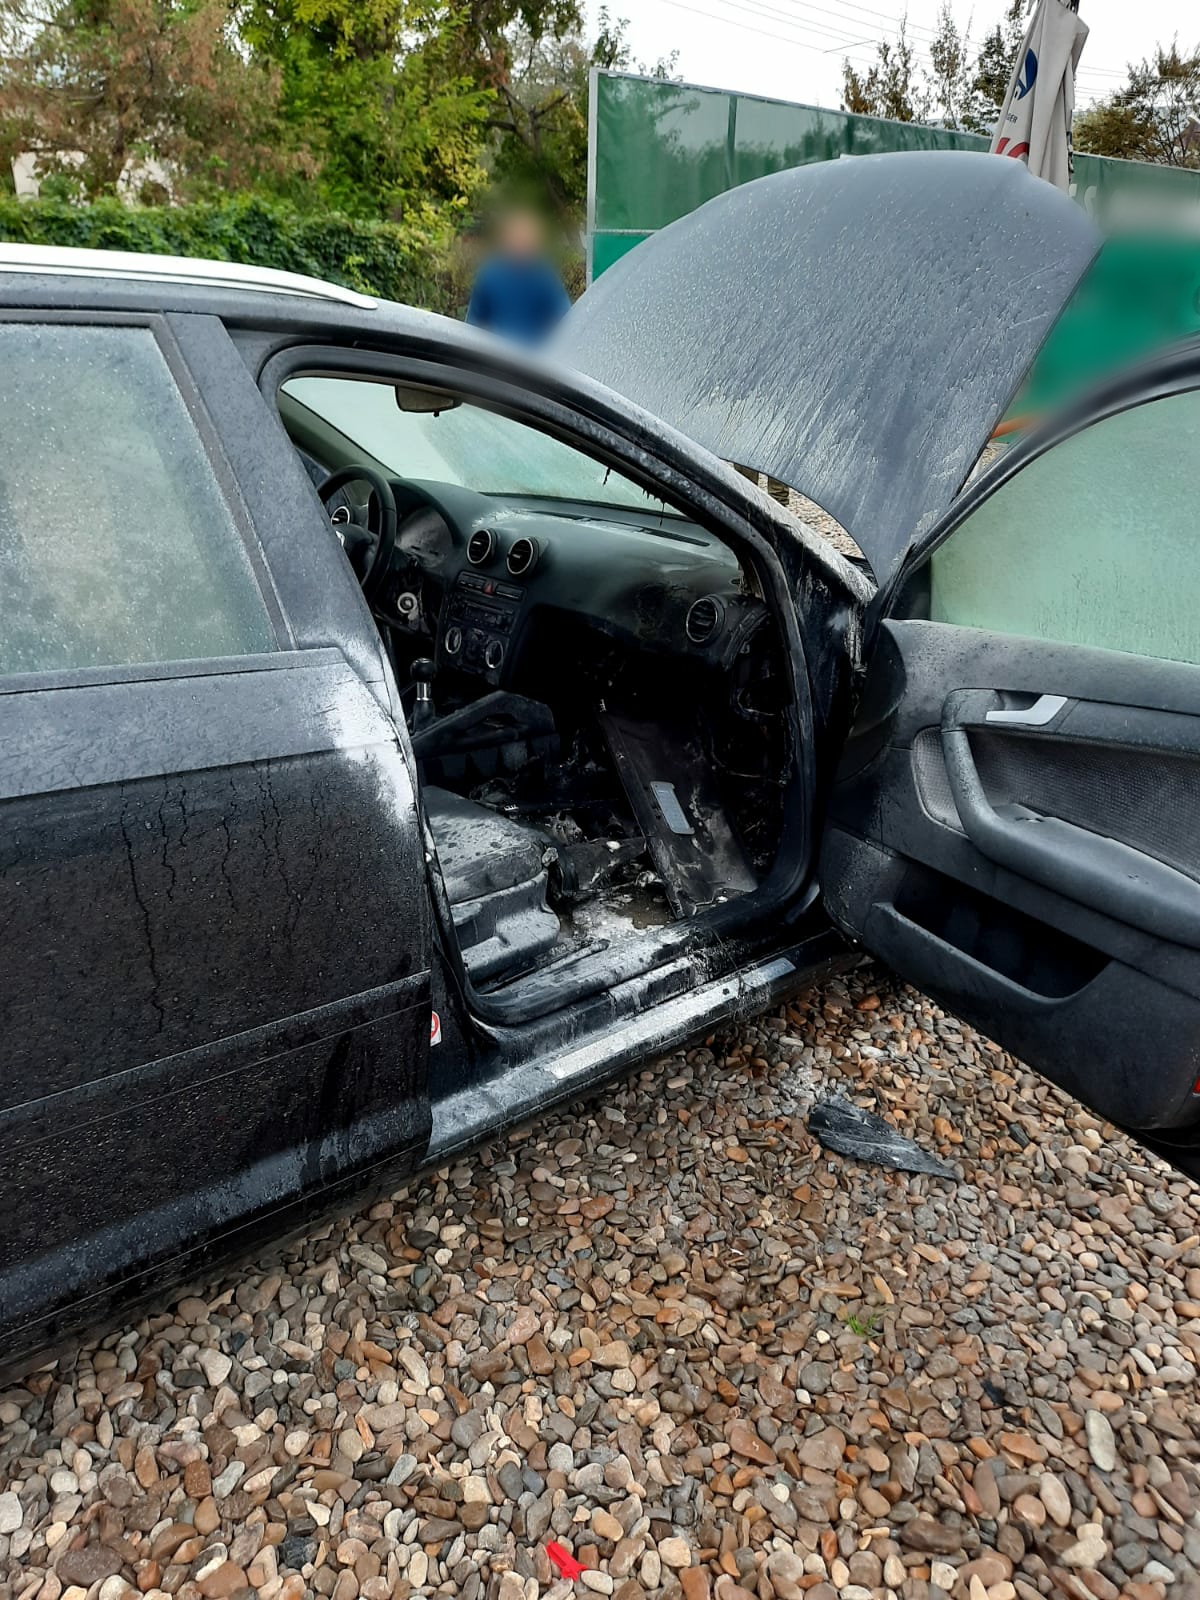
(823, 620, 1200, 1132)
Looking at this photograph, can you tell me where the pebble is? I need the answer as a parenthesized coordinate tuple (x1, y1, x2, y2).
(1086, 1410, 1118, 1473)
(197, 1347, 232, 1387)
(491, 1572, 521, 1600)
(1013, 1493, 1045, 1528)
(1144, 1560, 1178, 1583)
(0, 968, 1196, 1600)
(1039, 1473, 1072, 1528)
(973, 1460, 1001, 1519)
(1061, 1524, 1109, 1568)
(901, 1518, 966, 1555)
(728, 1420, 776, 1465)
(55, 1546, 124, 1587)
(798, 1425, 846, 1471)
(765, 1550, 805, 1600)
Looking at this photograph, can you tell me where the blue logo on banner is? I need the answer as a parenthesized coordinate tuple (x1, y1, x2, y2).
(1016, 48, 1038, 99)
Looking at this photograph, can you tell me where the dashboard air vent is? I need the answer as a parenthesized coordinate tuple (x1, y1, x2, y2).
(467, 528, 494, 566)
(686, 595, 724, 645)
(507, 536, 539, 577)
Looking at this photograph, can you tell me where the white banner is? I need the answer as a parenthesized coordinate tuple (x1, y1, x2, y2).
(991, 0, 1090, 190)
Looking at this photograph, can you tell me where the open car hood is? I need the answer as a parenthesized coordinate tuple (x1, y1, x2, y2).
(557, 152, 1101, 588)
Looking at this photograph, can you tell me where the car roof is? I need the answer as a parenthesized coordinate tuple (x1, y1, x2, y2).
(0, 240, 580, 383)
(0, 242, 378, 309)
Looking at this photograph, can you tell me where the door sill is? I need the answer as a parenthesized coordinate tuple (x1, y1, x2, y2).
(427, 931, 852, 1167)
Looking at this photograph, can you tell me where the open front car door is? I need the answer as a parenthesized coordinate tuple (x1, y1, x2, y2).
(560, 147, 1200, 1140)
(823, 344, 1200, 1137)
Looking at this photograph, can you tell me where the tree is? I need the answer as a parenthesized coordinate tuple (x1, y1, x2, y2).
(0, 0, 295, 200)
(927, 3, 973, 130)
(484, 5, 677, 230)
(1075, 42, 1200, 168)
(239, 0, 493, 218)
(842, 19, 931, 124)
(1072, 98, 1155, 162)
(482, 5, 597, 224)
(962, 0, 1023, 135)
(841, 1, 1029, 136)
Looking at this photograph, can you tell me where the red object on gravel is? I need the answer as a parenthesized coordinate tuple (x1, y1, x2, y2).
(546, 1542, 588, 1579)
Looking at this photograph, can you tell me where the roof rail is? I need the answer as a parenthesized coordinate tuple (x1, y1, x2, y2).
(0, 243, 379, 309)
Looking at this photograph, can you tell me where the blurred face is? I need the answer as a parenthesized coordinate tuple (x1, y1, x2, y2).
(497, 210, 545, 260)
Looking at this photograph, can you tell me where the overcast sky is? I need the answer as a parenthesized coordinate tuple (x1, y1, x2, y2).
(583, 0, 1198, 112)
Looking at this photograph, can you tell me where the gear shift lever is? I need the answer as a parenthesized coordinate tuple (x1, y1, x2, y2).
(410, 658, 436, 732)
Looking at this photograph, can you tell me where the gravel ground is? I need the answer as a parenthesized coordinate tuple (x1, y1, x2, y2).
(3, 965, 1199, 1600)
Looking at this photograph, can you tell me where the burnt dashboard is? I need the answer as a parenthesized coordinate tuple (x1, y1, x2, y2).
(392, 481, 756, 683)
(440, 568, 525, 685)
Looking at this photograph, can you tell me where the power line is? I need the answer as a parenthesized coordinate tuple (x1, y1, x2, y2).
(645, 0, 955, 102)
(707, 0, 982, 83)
(649, 0, 1138, 107)
(694, 0, 901, 55)
(731, 0, 943, 43)
(725, 0, 939, 48)
(658, 0, 942, 73)
(650, 0, 894, 56)
(729, 0, 1138, 80)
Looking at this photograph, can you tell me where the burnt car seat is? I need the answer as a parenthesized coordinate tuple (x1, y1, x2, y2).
(423, 787, 560, 984)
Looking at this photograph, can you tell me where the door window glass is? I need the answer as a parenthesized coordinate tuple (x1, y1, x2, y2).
(0, 323, 276, 676)
(929, 388, 1200, 665)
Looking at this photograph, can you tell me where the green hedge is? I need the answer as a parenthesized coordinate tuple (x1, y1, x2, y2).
(0, 194, 464, 314)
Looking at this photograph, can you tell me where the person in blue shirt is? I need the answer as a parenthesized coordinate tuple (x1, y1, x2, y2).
(466, 207, 571, 347)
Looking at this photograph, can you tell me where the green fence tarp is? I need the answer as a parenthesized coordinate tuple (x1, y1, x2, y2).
(590, 73, 987, 245)
(1020, 233, 1200, 412)
(588, 72, 1200, 420)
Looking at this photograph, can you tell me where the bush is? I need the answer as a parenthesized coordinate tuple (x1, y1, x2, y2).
(0, 194, 466, 315)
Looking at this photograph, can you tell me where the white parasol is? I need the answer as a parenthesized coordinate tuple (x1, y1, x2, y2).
(991, 0, 1090, 190)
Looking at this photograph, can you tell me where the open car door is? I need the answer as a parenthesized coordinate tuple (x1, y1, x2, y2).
(823, 345, 1200, 1136)
(560, 149, 1200, 1138)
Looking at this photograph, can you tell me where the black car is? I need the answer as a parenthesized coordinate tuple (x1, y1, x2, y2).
(3, 151, 1198, 1373)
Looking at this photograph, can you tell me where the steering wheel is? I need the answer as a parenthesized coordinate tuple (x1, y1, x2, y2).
(318, 464, 398, 604)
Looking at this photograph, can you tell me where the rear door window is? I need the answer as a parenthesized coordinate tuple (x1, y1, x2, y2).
(0, 321, 277, 677)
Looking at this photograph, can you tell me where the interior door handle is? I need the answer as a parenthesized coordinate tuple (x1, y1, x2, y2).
(940, 689, 1200, 949)
(985, 693, 1069, 727)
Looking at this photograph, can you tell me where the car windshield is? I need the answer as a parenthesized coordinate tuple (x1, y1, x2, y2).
(284, 376, 676, 515)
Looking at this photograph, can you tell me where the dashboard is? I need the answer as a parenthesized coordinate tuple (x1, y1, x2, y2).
(382, 478, 763, 688)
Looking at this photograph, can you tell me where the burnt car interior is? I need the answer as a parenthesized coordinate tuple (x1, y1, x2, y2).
(277, 373, 794, 1003)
